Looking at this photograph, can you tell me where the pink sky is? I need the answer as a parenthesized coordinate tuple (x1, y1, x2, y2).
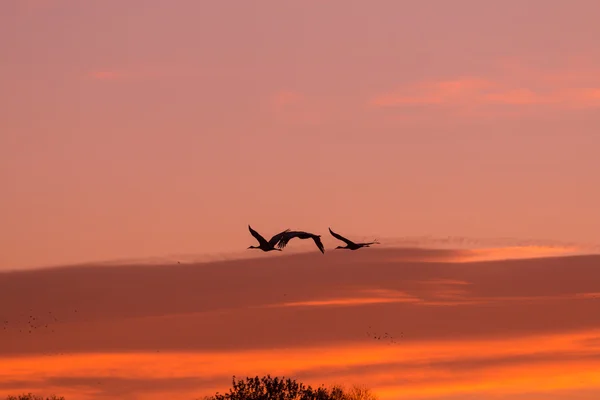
(2, 0, 600, 269)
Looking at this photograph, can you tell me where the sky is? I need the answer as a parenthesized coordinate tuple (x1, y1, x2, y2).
(1, 249, 600, 399)
(2, 2, 600, 399)
(2, 0, 600, 269)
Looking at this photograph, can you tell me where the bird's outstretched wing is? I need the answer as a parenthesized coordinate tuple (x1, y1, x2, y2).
(248, 225, 268, 247)
(328, 227, 356, 246)
(276, 231, 325, 254)
(312, 235, 325, 254)
(275, 231, 297, 249)
(268, 229, 291, 247)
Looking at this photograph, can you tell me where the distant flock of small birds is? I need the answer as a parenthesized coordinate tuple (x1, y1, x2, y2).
(2, 228, 391, 348)
(247, 225, 380, 254)
(366, 327, 404, 344)
(1, 309, 77, 336)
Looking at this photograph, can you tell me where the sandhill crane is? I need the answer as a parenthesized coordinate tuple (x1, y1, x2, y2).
(276, 230, 325, 254)
(328, 227, 380, 250)
(247, 225, 291, 252)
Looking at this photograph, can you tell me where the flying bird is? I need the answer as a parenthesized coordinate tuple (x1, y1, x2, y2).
(247, 225, 291, 252)
(276, 230, 325, 254)
(328, 227, 380, 250)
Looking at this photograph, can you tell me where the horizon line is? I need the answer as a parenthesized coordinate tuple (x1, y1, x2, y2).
(2, 234, 600, 273)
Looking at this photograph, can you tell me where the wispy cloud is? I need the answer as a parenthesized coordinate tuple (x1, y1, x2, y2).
(264, 288, 421, 309)
(371, 79, 600, 109)
(379, 235, 600, 256)
(371, 78, 495, 107)
(269, 297, 418, 308)
(450, 245, 582, 262)
(370, 62, 600, 113)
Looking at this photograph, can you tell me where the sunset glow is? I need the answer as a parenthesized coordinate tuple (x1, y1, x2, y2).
(3, 328, 600, 400)
(2, 1, 600, 399)
(2, 249, 600, 399)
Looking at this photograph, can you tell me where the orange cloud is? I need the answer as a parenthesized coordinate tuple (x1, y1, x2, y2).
(372, 82, 600, 108)
(450, 245, 582, 262)
(2, 330, 600, 400)
(380, 235, 598, 259)
(371, 64, 600, 111)
(386, 245, 581, 265)
(264, 288, 421, 309)
(370, 78, 495, 106)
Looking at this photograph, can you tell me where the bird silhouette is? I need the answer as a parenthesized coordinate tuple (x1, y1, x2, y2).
(276, 230, 325, 254)
(328, 227, 380, 250)
(247, 225, 291, 252)
(366, 329, 403, 344)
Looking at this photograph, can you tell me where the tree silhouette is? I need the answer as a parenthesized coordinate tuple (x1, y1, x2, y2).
(5, 394, 65, 400)
(336, 385, 378, 400)
(202, 375, 378, 400)
(5, 376, 378, 400)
